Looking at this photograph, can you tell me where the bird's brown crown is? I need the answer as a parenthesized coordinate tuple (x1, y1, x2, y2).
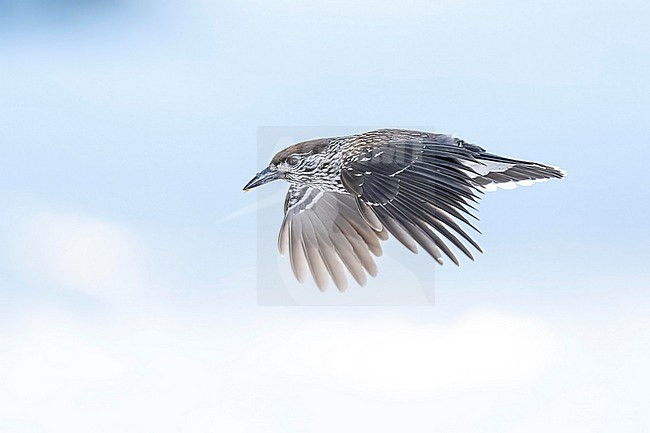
(271, 138, 330, 166)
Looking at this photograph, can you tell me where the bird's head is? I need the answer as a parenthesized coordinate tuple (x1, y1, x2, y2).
(243, 139, 329, 191)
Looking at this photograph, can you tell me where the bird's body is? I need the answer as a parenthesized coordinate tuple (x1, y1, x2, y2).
(244, 129, 565, 291)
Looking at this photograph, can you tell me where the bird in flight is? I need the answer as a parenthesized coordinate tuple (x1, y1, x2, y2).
(244, 129, 564, 291)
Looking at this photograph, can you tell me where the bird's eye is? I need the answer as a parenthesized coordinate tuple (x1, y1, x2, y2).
(287, 156, 301, 166)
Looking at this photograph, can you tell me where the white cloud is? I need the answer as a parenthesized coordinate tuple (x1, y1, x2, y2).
(505, 386, 608, 433)
(266, 311, 560, 394)
(0, 310, 560, 433)
(2, 304, 650, 433)
(9, 211, 152, 302)
(181, 408, 269, 433)
(0, 315, 126, 405)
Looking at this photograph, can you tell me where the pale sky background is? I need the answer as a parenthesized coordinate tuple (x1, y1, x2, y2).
(1, 0, 650, 431)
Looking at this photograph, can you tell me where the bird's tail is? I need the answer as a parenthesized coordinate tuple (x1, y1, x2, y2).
(461, 153, 566, 191)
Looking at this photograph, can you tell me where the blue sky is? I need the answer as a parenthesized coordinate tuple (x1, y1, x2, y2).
(1, 0, 649, 431)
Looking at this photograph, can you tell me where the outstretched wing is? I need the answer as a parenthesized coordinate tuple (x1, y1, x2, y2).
(278, 185, 388, 291)
(341, 130, 564, 265)
(340, 131, 481, 266)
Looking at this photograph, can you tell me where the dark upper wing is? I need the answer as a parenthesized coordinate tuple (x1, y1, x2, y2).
(341, 131, 485, 265)
(278, 185, 388, 291)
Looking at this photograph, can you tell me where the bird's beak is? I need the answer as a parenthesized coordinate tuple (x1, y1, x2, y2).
(243, 166, 282, 191)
